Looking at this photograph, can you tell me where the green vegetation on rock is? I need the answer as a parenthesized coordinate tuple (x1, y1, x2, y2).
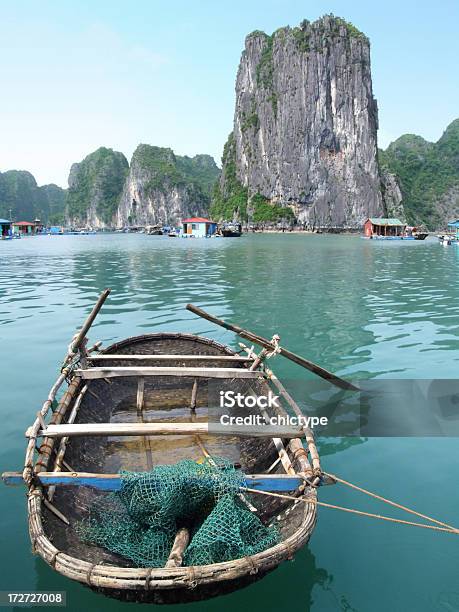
(211, 135, 295, 224)
(255, 34, 274, 91)
(241, 100, 260, 133)
(331, 15, 368, 40)
(39, 184, 66, 224)
(251, 193, 295, 224)
(66, 147, 129, 224)
(132, 144, 219, 200)
(292, 23, 310, 52)
(0, 170, 66, 223)
(211, 133, 248, 221)
(379, 119, 459, 228)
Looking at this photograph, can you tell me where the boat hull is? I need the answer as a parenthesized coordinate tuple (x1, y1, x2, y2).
(29, 333, 317, 603)
(221, 230, 242, 237)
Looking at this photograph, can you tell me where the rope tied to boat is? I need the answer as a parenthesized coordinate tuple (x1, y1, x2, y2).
(322, 472, 456, 532)
(22, 466, 34, 488)
(244, 556, 259, 574)
(85, 563, 96, 586)
(144, 568, 155, 590)
(187, 566, 198, 589)
(241, 475, 459, 536)
(266, 334, 281, 359)
(49, 550, 62, 569)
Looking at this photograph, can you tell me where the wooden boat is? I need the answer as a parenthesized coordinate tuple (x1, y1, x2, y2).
(2, 291, 356, 604)
(146, 225, 163, 236)
(221, 222, 242, 237)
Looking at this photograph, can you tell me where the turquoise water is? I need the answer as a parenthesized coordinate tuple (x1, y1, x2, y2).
(1, 234, 459, 611)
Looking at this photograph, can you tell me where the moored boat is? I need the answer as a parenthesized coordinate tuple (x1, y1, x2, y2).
(146, 224, 163, 235)
(411, 227, 428, 240)
(220, 221, 242, 237)
(2, 291, 360, 604)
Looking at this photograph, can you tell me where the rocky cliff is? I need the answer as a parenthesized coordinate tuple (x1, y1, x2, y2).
(65, 147, 129, 227)
(380, 166, 405, 221)
(116, 145, 219, 227)
(379, 119, 459, 228)
(213, 15, 385, 227)
(0, 170, 66, 223)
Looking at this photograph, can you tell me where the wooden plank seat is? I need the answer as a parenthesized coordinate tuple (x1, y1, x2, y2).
(26, 422, 305, 439)
(75, 366, 262, 380)
(89, 354, 253, 362)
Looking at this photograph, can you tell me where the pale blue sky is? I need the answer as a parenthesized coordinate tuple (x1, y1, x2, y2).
(1, 0, 457, 187)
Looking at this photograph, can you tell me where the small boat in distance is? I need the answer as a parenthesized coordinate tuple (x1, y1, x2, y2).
(220, 221, 242, 237)
(146, 224, 163, 235)
(410, 227, 429, 241)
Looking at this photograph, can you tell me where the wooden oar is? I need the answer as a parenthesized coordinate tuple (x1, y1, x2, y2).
(186, 304, 358, 392)
(70, 288, 111, 353)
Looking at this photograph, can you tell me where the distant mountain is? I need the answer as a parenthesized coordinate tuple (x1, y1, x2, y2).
(117, 145, 220, 227)
(0, 170, 66, 223)
(65, 147, 129, 227)
(379, 119, 459, 228)
(0, 144, 220, 228)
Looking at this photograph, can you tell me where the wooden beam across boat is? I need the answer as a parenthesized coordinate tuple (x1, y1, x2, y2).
(75, 366, 261, 380)
(26, 422, 305, 439)
(89, 354, 253, 362)
(2, 471, 305, 492)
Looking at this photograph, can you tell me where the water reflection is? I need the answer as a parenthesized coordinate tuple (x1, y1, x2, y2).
(34, 545, 354, 612)
(3, 234, 459, 611)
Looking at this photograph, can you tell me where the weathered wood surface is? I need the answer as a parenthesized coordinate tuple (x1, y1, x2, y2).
(70, 289, 111, 353)
(165, 528, 190, 568)
(186, 303, 358, 391)
(48, 384, 88, 501)
(27, 422, 305, 439)
(3, 471, 305, 492)
(75, 366, 261, 380)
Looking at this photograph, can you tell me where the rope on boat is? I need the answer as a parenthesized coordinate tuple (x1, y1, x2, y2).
(241, 487, 459, 536)
(323, 472, 457, 531)
(266, 335, 281, 359)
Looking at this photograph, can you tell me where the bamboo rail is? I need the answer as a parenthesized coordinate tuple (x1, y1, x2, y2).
(48, 384, 88, 501)
(89, 354, 252, 362)
(28, 422, 306, 439)
(75, 366, 262, 380)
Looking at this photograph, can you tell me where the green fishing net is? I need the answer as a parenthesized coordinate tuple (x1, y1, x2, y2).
(76, 458, 278, 567)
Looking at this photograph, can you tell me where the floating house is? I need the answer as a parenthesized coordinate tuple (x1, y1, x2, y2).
(363, 218, 406, 238)
(447, 220, 459, 240)
(12, 221, 37, 235)
(182, 217, 217, 238)
(0, 218, 12, 238)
